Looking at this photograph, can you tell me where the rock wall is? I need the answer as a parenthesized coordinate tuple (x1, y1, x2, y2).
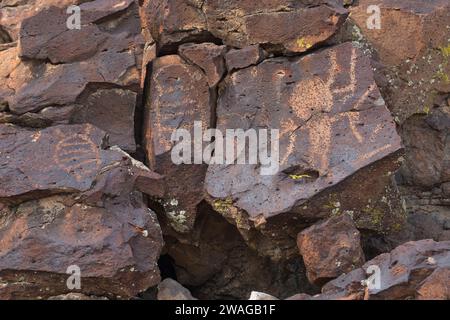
(0, 0, 448, 300)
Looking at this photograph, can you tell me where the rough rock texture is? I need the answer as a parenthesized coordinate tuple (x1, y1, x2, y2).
(142, 0, 349, 53)
(416, 268, 450, 300)
(0, 0, 143, 152)
(157, 278, 197, 300)
(0, 0, 449, 301)
(0, 124, 163, 299)
(144, 54, 211, 234)
(205, 42, 405, 259)
(162, 205, 317, 300)
(322, 240, 450, 300)
(298, 214, 365, 286)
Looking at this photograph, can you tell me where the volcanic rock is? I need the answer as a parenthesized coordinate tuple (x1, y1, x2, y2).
(141, 0, 348, 53)
(144, 55, 211, 234)
(205, 42, 404, 259)
(322, 239, 450, 300)
(0, 123, 164, 299)
(178, 43, 226, 87)
(297, 214, 365, 286)
(157, 278, 197, 300)
(225, 45, 267, 72)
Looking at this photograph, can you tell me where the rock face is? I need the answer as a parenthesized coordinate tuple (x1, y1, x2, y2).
(157, 278, 197, 300)
(143, 0, 348, 53)
(0, 124, 163, 299)
(322, 240, 450, 300)
(144, 54, 211, 234)
(298, 214, 365, 286)
(205, 42, 404, 259)
(0, 0, 143, 152)
(0, 0, 448, 302)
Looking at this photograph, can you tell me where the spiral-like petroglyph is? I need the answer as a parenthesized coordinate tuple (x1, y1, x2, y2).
(54, 129, 101, 181)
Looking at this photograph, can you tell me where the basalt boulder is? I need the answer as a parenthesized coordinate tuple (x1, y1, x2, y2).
(0, 124, 164, 299)
(322, 239, 450, 300)
(141, 0, 348, 53)
(205, 42, 404, 259)
(143, 55, 211, 234)
(0, 0, 143, 152)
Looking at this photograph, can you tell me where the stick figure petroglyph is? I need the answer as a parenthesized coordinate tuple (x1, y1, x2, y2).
(279, 47, 383, 174)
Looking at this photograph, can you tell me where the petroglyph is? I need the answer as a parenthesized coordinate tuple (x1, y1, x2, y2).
(149, 56, 210, 156)
(54, 127, 101, 182)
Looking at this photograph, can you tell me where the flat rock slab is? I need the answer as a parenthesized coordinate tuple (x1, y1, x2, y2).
(0, 123, 164, 299)
(142, 0, 348, 53)
(322, 239, 450, 300)
(206, 43, 402, 219)
(144, 54, 211, 233)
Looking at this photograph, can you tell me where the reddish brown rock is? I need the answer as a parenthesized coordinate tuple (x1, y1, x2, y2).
(350, 0, 450, 122)
(225, 45, 267, 72)
(0, 193, 163, 299)
(297, 214, 365, 286)
(0, 123, 164, 299)
(203, 0, 348, 53)
(70, 89, 137, 151)
(144, 55, 211, 234)
(205, 42, 404, 259)
(0, 1, 143, 152)
(179, 43, 226, 87)
(399, 110, 450, 188)
(322, 240, 450, 300)
(142, 0, 348, 53)
(0, 124, 162, 203)
(140, 0, 208, 50)
(416, 268, 450, 300)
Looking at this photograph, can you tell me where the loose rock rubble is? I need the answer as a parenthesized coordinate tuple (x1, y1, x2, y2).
(0, 0, 448, 300)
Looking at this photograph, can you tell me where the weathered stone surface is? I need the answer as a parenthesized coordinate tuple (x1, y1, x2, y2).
(350, 0, 450, 122)
(249, 291, 278, 300)
(399, 109, 450, 188)
(48, 293, 108, 300)
(163, 206, 316, 300)
(0, 124, 162, 202)
(179, 43, 226, 87)
(157, 278, 197, 300)
(225, 45, 267, 72)
(416, 268, 450, 300)
(71, 89, 137, 151)
(322, 240, 450, 300)
(298, 214, 365, 286)
(142, 0, 348, 53)
(0, 193, 163, 299)
(206, 42, 404, 259)
(140, 0, 208, 50)
(144, 55, 211, 234)
(0, 1, 143, 152)
(0, 123, 164, 299)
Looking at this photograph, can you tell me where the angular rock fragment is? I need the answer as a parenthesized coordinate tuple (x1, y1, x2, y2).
(350, 0, 450, 122)
(141, 0, 348, 53)
(0, 124, 164, 299)
(297, 214, 365, 286)
(157, 278, 197, 300)
(206, 42, 404, 259)
(71, 89, 137, 151)
(322, 239, 450, 300)
(225, 45, 267, 72)
(179, 43, 226, 87)
(416, 268, 450, 300)
(1, 1, 143, 152)
(249, 291, 279, 300)
(144, 55, 211, 234)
